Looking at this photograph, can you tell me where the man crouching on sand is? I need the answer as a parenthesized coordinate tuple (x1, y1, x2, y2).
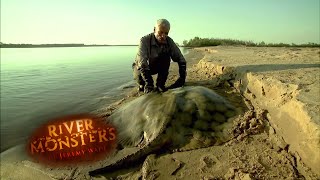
(132, 19, 187, 93)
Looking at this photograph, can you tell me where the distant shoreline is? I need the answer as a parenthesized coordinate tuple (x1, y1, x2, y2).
(0, 44, 138, 48)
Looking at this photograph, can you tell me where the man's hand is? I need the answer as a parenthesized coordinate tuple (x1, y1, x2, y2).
(168, 77, 185, 89)
(144, 85, 154, 93)
(168, 62, 186, 89)
(155, 86, 167, 93)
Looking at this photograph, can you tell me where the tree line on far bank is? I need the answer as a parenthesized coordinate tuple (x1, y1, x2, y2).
(182, 37, 320, 47)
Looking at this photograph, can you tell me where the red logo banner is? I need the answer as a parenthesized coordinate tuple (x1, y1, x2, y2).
(27, 114, 117, 166)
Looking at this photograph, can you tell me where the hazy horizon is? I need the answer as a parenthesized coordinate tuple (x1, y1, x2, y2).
(1, 0, 319, 45)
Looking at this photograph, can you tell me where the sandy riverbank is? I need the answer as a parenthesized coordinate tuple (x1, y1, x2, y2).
(1, 46, 319, 180)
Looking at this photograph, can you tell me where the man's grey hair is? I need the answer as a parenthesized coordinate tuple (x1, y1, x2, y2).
(155, 19, 170, 29)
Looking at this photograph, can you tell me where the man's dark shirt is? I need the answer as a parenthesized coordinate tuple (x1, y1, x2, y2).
(135, 33, 186, 74)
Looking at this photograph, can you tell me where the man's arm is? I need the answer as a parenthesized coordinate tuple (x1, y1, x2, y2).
(136, 36, 154, 92)
(136, 37, 150, 71)
(168, 38, 187, 88)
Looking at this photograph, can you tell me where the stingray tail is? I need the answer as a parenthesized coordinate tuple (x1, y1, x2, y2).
(89, 128, 169, 176)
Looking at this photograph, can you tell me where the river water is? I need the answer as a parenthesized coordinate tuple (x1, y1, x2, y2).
(0, 46, 139, 152)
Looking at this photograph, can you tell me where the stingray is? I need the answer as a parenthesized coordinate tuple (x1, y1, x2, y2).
(89, 86, 237, 175)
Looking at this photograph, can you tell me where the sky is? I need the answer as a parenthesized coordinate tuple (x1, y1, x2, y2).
(1, 0, 319, 45)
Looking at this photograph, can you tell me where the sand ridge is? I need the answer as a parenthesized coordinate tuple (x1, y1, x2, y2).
(190, 46, 320, 177)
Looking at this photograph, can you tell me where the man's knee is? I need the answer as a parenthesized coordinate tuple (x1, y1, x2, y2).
(133, 66, 141, 79)
(133, 67, 146, 86)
